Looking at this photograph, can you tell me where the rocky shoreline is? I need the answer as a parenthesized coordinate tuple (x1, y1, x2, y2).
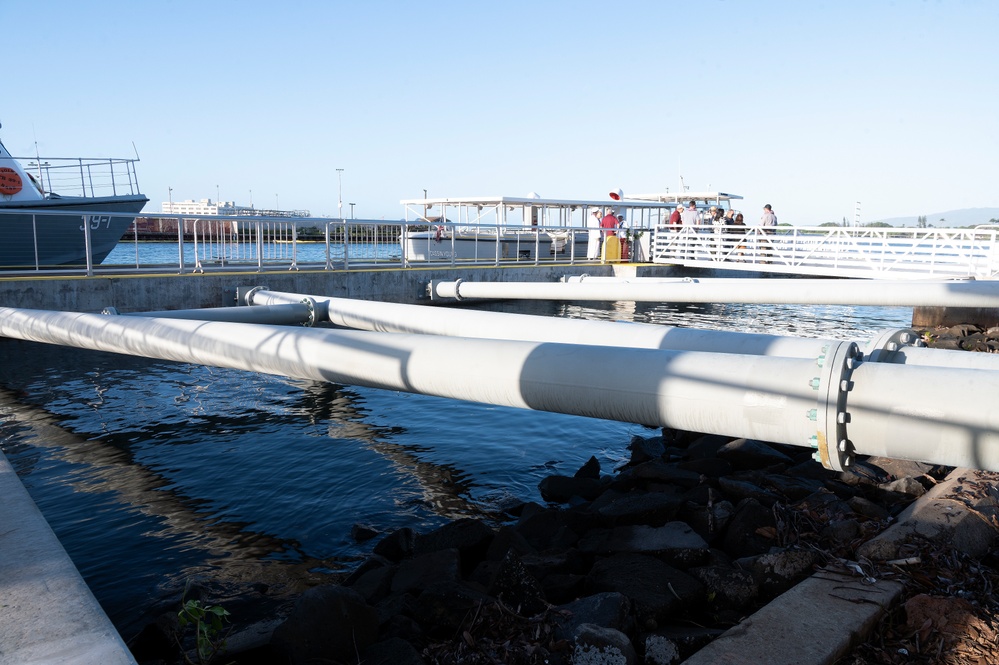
(127, 323, 999, 665)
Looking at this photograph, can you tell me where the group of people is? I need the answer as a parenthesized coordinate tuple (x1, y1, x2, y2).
(665, 202, 778, 260)
(586, 208, 626, 260)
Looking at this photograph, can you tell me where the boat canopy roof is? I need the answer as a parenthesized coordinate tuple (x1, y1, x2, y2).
(627, 191, 744, 205)
(400, 195, 678, 210)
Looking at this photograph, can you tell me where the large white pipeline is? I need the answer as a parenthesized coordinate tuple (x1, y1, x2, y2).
(3, 306, 999, 472)
(429, 277, 999, 308)
(247, 289, 999, 371)
(247, 289, 838, 359)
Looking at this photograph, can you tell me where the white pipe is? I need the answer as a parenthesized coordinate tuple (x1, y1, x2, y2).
(429, 277, 999, 308)
(250, 289, 999, 371)
(3, 306, 999, 471)
(103, 303, 316, 326)
(248, 289, 836, 359)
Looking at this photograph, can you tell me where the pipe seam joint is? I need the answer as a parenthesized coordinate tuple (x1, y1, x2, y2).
(814, 341, 862, 472)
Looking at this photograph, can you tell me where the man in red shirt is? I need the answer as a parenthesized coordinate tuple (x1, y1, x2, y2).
(600, 210, 618, 237)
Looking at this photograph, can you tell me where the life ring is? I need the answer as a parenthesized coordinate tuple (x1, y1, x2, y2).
(0, 167, 23, 196)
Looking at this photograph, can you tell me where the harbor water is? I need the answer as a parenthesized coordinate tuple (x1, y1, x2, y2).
(0, 255, 913, 639)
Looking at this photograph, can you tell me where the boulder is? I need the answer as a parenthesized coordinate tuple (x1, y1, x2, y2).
(572, 623, 637, 664)
(271, 586, 378, 664)
(585, 553, 704, 627)
(716, 439, 792, 469)
(553, 592, 633, 641)
(390, 548, 460, 595)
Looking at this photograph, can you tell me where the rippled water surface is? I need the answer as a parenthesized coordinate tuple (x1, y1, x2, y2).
(0, 296, 911, 637)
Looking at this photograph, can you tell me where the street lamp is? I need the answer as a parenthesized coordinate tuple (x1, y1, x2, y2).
(337, 168, 344, 221)
(275, 193, 279, 211)
(168, 187, 173, 212)
(349, 202, 355, 219)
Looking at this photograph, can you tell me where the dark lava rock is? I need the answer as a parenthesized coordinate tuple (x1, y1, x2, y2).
(722, 498, 776, 558)
(848, 495, 891, 521)
(372, 527, 416, 562)
(414, 581, 494, 637)
(717, 476, 781, 506)
(575, 455, 602, 479)
(677, 457, 733, 477)
(413, 518, 494, 574)
(362, 636, 426, 665)
(685, 434, 732, 460)
(578, 523, 710, 567)
(539, 474, 605, 502)
(351, 523, 380, 543)
(489, 550, 547, 616)
(553, 591, 633, 641)
(572, 623, 637, 664)
(748, 548, 821, 600)
(585, 553, 704, 627)
(690, 565, 758, 610)
(390, 548, 460, 595)
(270, 586, 378, 665)
(594, 491, 683, 526)
(127, 612, 181, 664)
(762, 473, 826, 501)
(716, 438, 793, 469)
(619, 460, 702, 489)
(628, 434, 667, 465)
(515, 506, 580, 551)
(678, 499, 734, 545)
(643, 627, 727, 664)
(348, 563, 395, 604)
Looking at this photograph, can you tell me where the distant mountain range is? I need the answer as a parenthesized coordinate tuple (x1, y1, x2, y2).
(872, 207, 999, 228)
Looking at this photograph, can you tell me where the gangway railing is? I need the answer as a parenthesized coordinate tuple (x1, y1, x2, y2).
(652, 225, 999, 279)
(3, 205, 997, 279)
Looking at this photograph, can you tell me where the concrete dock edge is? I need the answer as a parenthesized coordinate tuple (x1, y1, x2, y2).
(0, 450, 137, 665)
(681, 568, 904, 665)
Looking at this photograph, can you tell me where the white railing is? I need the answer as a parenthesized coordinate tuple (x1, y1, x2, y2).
(4, 205, 995, 280)
(13, 155, 142, 198)
(652, 225, 999, 279)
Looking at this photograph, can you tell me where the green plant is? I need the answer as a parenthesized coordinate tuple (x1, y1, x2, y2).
(177, 597, 231, 665)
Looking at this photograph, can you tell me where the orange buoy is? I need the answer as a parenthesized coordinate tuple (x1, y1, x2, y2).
(0, 167, 23, 196)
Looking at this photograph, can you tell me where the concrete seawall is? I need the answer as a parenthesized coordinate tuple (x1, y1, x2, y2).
(0, 263, 687, 313)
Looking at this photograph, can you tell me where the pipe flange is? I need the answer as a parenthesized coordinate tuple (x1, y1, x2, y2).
(452, 278, 464, 301)
(864, 327, 919, 363)
(242, 285, 269, 306)
(300, 297, 317, 327)
(101, 306, 120, 316)
(815, 340, 862, 471)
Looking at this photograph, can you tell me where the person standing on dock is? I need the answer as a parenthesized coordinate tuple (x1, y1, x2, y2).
(759, 204, 777, 263)
(587, 209, 602, 259)
(600, 209, 619, 238)
(679, 201, 700, 259)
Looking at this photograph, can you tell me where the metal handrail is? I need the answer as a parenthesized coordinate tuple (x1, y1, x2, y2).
(3, 207, 997, 278)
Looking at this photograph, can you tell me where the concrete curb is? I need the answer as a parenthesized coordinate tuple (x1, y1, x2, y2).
(856, 467, 999, 561)
(0, 450, 136, 665)
(681, 467, 999, 664)
(681, 568, 904, 665)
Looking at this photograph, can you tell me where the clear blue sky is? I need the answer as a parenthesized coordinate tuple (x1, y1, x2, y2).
(4, 0, 997, 224)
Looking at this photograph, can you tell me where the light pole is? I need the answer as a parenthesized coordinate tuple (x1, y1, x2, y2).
(216, 184, 220, 203)
(249, 189, 253, 209)
(168, 187, 173, 211)
(349, 202, 355, 219)
(275, 193, 279, 211)
(337, 168, 344, 221)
